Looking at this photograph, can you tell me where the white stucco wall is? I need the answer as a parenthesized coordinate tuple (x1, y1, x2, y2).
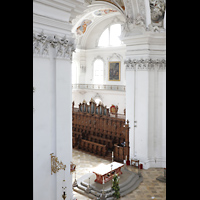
(126, 66, 166, 169)
(33, 54, 73, 200)
(33, 55, 57, 200)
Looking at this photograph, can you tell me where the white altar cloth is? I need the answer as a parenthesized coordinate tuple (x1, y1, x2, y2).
(93, 161, 124, 176)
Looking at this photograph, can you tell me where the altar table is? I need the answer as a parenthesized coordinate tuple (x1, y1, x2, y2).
(92, 162, 124, 184)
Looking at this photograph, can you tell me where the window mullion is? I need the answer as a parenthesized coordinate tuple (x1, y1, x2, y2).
(109, 26, 111, 46)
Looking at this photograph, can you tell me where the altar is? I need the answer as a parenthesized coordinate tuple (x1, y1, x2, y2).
(92, 162, 124, 184)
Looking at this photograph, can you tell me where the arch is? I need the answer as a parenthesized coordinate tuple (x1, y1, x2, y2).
(72, 60, 78, 84)
(71, 1, 126, 49)
(98, 23, 123, 47)
(81, 12, 125, 49)
(91, 56, 106, 83)
(93, 93, 103, 105)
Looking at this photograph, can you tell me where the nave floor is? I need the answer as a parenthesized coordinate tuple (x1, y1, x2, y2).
(72, 149, 166, 200)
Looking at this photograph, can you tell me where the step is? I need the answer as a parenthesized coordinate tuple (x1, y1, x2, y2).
(119, 174, 139, 194)
(75, 168, 143, 199)
(120, 176, 143, 197)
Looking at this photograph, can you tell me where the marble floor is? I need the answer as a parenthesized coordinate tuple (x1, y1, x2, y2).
(72, 149, 166, 200)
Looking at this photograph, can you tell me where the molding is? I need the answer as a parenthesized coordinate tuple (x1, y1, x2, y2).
(107, 53, 123, 61)
(34, 0, 73, 12)
(125, 58, 166, 71)
(33, 31, 75, 60)
(72, 84, 126, 92)
(91, 55, 106, 66)
(84, 0, 93, 5)
(33, 13, 72, 33)
(91, 55, 106, 81)
(142, 158, 166, 169)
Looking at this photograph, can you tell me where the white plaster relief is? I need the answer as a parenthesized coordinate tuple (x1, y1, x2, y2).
(125, 58, 166, 71)
(33, 31, 75, 60)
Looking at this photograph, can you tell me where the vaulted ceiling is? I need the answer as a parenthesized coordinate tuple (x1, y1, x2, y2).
(71, 0, 126, 49)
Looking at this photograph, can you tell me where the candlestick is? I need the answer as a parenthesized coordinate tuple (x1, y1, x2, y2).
(112, 151, 114, 162)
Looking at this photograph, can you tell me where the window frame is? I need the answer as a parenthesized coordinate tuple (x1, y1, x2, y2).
(98, 23, 122, 47)
(92, 56, 105, 84)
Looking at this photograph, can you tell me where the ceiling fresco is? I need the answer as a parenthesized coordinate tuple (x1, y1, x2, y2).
(75, 0, 125, 36)
(76, 9, 119, 36)
(76, 19, 92, 35)
(94, 9, 117, 16)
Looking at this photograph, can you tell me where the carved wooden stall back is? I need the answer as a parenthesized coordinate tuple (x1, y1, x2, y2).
(72, 98, 129, 163)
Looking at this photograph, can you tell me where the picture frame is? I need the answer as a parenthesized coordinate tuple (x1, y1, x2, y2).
(108, 61, 121, 81)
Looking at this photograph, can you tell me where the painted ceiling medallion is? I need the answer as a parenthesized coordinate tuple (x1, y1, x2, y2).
(94, 9, 117, 16)
(76, 19, 92, 35)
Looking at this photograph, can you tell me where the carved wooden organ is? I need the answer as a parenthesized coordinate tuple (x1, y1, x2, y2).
(72, 98, 130, 163)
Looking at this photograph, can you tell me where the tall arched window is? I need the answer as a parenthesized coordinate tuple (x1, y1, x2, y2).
(93, 59, 104, 84)
(98, 24, 122, 47)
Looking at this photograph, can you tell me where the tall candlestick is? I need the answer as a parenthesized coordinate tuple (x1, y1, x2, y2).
(112, 151, 113, 157)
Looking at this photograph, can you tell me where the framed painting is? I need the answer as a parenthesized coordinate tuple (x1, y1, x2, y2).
(109, 61, 121, 81)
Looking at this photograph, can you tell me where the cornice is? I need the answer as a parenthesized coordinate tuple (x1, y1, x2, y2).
(125, 58, 166, 71)
(121, 32, 166, 47)
(33, 13, 72, 33)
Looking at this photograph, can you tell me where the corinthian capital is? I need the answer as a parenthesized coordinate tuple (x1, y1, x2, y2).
(125, 58, 166, 71)
(33, 31, 76, 60)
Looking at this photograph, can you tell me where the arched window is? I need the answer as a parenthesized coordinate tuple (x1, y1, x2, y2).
(93, 59, 104, 84)
(72, 61, 77, 84)
(98, 24, 122, 47)
(95, 98, 101, 105)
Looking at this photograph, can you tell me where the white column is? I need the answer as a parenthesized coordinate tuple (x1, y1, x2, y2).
(163, 10, 166, 29)
(126, 69, 135, 160)
(33, 48, 57, 200)
(154, 65, 159, 164)
(135, 69, 149, 168)
(144, 0, 151, 28)
(156, 66, 166, 168)
(55, 57, 73, 200)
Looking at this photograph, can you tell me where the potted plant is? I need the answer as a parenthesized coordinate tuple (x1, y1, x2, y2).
(112, 173, 120, 199)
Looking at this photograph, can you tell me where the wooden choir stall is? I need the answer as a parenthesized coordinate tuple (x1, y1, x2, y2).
(72, 98, 130, 163)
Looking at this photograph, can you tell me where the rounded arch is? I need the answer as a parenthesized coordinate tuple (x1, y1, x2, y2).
(71, 1, 126, 49)
(83, 12, 125, 49)
(93, 93, 103, 105)
(91, 55, 106, 83)
(98, 23, 123, 47)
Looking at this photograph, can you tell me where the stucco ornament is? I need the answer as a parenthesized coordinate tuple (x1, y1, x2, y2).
(84, 0, 93, 4)
(125, 58, 166, 70)
(122, 13, 145, 35)
(121, 0, 146, 36)
(33, 31, 75, 60)
(149, 0, 166, 23)
(33, 31, 49, 55)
